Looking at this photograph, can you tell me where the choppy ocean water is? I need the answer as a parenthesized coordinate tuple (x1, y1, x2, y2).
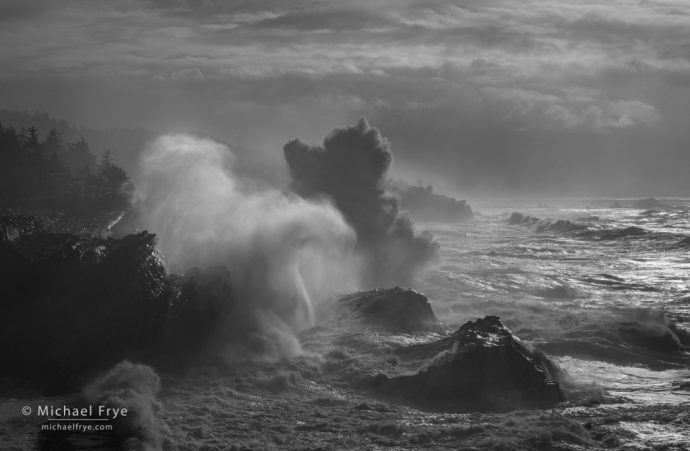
(3, 199, 690, 450)
(420, 200, 690, 409)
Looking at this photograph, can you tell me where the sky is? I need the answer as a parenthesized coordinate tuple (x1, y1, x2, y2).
(1, 0, 689, 198)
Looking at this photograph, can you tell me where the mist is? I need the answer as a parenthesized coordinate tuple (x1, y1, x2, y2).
(284, 118, 438, 287)
(83, 361, 163, 450)
(133, 134, 362, 358)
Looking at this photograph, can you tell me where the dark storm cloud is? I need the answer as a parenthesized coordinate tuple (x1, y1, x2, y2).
(284, 118, 437, 287)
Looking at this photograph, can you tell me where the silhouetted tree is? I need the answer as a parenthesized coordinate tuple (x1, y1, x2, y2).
(43, 128, 65, 155)
(98, 149, 113, 172)
(23, 126, 41, 154)
(0, 123, 132, 212)
(44, 151, 71, 199)
(100, 164, 129, 196)
(63, 137, 96, 174)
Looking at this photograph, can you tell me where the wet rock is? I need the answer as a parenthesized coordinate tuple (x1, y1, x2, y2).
(619, 313, 690, 352)
(337, 287, 440, 332)
(0, 213, 45, 242)
(0, 228, 168, 390)
(507, 212, 536, 225)
(164, 266, 233, 360)
(0, 214, 237, 390)
(396, 185, 474, 223)
(371, 316, 564, 411)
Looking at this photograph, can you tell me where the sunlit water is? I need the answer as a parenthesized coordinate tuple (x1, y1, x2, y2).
(4, 199, 690, 449)
(420, 200, 690, 379)
(413, 199, 690, 446)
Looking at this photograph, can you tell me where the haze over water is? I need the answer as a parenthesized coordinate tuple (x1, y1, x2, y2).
(2, 1, 690, 449)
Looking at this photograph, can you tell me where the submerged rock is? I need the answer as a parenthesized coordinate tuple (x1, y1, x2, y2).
(371, 316, 564, 411)
(337, 287, 440, 332)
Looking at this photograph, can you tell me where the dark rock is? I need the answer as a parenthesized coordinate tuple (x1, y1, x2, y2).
(610, 201, 624, 209)
(337, 287, 440, 332)
(632, 197, 668, 210)
(0, 213, 45, 242)
(371, 316, 564, 411)
(164, 265, 233, 360)
(508, 212, 532, 225)
(396, 185, 474, 223)
(619, 314, 690, 352)
(0, 213, 240, 393)
(0, 213, 238, 390)
(0, 228, 169, 390)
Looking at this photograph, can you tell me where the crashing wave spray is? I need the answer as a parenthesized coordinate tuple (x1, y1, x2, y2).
(133, 134, 361, 357)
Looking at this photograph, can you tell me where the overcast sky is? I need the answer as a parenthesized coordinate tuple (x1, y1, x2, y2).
(1, 0, 689, 198)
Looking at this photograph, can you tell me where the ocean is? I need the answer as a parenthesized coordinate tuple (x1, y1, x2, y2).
(3, 199, 689, 450)
(156, 199, 690, 449)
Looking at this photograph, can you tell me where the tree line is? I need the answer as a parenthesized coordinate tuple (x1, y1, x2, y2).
(0, 123, 132, 212)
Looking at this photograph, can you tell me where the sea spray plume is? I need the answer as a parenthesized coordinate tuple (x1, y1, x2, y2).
(83, 361, 163, 450)
(134, 134, 361, 358)
(284, 118, 438, 287)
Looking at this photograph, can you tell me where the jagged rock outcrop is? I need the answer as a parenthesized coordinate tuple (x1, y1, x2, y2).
(164, 265, 232, 359)
(396, 185, 474, 223)
(371, 316, 564, 411)
(0, 227, 169, 389)
(337, 287, 440, 332)
(0, 212, 236, 391)
(0, 213, 45, 241)
(508, 212, 535, 225)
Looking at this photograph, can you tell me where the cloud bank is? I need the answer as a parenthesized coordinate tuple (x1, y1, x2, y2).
(1, 0, 689, 196)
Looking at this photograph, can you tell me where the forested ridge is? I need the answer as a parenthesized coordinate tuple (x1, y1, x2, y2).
(0, 122, 131, 212)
